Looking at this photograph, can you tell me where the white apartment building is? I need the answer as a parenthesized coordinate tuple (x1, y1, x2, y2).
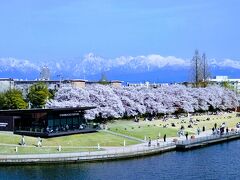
(209, 76, 240, 92)
(0, 78, 14, 92)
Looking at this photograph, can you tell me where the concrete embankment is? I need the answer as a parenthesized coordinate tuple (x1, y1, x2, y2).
(0, 143, 175, 165)
(176, 131, 240, 151)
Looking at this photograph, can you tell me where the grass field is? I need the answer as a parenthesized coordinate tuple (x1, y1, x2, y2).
(0, 145, 98, 155)
(107, 112, 240, 140)
(108, 121, 180, 140)
(0, 131, 138, 148)
(164, 112, 240, 133)
(0, 131, 140, 154)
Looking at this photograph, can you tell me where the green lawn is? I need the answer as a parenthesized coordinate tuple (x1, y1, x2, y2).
(0, 131, 138, 148)
(163, 112, 240, 133)
(0, 145, 98, 155)
(108, 121, 181, 140)
(107, 112, 240, 139)
(44, 132, 138, 147)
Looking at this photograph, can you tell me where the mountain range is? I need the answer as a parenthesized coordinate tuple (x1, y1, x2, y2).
(0, 53, 240, 83)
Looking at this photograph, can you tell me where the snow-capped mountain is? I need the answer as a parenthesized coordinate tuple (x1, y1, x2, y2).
(0, 53, 240, 82)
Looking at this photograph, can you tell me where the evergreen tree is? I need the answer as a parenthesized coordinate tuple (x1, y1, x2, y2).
(98, 72, 110, 85)
(0, 93, 7, 109)
(0, 89, 27, 109)
(27, 82, 51, 108)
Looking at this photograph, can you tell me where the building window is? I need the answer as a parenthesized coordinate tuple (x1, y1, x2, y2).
(48, 120, 54, 127)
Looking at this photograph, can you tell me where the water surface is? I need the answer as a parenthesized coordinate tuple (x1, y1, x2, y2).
(1, 140, 240, 180)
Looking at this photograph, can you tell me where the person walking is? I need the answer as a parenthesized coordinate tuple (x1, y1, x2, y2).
(37, 137, 42, 147)
(148, 137, 151, 147)
(177, 129, 181, 137)
(163, 134, 166, 142)
(20, 135, 25, 146)
(212, 127, 215, 134)
(185, 132, 188, 140)
(157, 136, 160, 146)
(197, 127, 200, 135)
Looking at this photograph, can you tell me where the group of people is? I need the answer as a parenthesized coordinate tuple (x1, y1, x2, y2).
(211, 122, 229, 135)
(148, 134, 167, 147)
(19, 135, 42, 147)
(236, 122, 240, 128)
(177, 125, 195, 138)
(177, 125, 205, 140)
(177, 129, 184, 137)
(46, 124, 87, 133)
(134, 116, 140, 122)
(195, 126, 205, 135)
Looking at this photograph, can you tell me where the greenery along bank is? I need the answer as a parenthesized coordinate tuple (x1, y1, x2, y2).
(0, 82, 54, 110)
(0, 89, 27, 109)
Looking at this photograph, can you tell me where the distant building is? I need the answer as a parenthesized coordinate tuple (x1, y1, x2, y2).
(210, 76, 229, 81)
(0, 76, 123, 96)
(69, 79, 86, 89)
(209, 76, 240, 92)
(127, 82, 170, 88)
(86, 80, 123, 88)
(109, 80, 122, 88)
(39, 66, 50, 80)
(209, 76, 240, 83)
(0, 78, 14, 92)
(14, 80, 62, 97)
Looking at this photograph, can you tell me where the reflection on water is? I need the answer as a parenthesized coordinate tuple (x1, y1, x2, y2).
(1, 140, 240, 180)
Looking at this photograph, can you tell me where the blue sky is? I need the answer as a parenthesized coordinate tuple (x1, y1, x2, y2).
(0, 0, 239, 61)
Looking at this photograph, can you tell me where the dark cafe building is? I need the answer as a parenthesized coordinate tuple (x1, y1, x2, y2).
(0, 107, 99, 138)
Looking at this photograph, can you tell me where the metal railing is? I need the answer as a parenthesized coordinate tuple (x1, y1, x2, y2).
(0, 141, 176, 161)
(176, 130, 240, 146)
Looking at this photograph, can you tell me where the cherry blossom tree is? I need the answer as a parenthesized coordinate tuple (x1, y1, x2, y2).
(47, 84, 239, 120)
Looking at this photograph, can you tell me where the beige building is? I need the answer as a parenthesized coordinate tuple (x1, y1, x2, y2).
(70, 80, 86, 88)
(110, 80, 122, 88)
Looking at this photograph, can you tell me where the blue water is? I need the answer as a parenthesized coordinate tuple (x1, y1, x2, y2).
(1, 140, 240, 180)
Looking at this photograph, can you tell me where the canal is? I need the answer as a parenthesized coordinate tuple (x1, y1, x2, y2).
(0, 140, 239, 180)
